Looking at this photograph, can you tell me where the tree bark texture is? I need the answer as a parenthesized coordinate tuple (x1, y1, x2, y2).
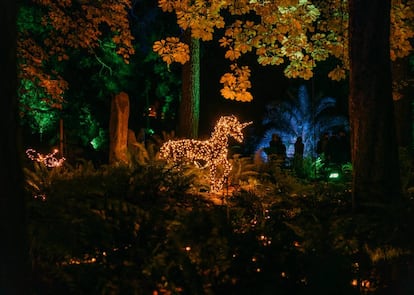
(109, 92, 130, 165)
(0, 0, 30, 293)
(348, 0, 401, 205)
(394, 96, 412, 149)
(392, 57, 413, 149)
(178, 30, 200, 139)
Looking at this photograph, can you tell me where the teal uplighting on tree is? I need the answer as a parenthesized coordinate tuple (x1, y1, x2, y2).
(19, 80, 60, 141)
(78, 105, 107, 151)
(90, 129, 107, 150)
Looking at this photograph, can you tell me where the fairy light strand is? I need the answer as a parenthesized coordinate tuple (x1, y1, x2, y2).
(26, 148, 65, 167)
(159, 115, 252, 193)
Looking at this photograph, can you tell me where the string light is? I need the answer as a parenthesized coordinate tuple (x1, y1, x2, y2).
(26, 148, 65, 167)
(159, 115, 252, 193)
(33, 194, 47, 202)
(62, 244, 132, 266)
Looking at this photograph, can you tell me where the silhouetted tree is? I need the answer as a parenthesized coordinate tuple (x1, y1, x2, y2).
(0, 0, 30, 293)
(348, 0, 401, 205)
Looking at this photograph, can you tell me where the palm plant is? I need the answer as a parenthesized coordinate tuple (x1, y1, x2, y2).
(257, 84, 349, 159)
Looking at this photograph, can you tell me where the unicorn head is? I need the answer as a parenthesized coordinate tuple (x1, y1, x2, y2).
(213, 115, 252, 142)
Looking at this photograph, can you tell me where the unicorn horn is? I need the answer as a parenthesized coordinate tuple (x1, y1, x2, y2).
(241, 121, 253, 129)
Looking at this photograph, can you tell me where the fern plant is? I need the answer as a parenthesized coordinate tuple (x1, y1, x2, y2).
(228, 154, 261, 190)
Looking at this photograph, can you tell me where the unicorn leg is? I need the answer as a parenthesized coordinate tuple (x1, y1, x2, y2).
(221, 160, 232, 189)
(209, 164, 222, 193)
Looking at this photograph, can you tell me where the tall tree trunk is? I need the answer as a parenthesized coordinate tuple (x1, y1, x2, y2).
(392, 57, 413, 149)
(109, 92, 130, 165)
(0, 1, 30, 293)
(394, 96, 412, 149)
(348, 0, 401, 206)
(178, 30, 200, 139)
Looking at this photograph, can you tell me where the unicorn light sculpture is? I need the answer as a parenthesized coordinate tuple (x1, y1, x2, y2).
(159, 115, 252, 193)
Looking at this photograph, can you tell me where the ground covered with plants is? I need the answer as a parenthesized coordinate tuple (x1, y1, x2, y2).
(24, 147, 414, 295)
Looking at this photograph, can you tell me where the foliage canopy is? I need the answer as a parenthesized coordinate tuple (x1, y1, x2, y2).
(18, 0, 135, 106)
(154, 0, 414, 101)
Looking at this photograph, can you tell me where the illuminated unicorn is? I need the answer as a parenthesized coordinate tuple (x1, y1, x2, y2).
(159, 115, 252, 193)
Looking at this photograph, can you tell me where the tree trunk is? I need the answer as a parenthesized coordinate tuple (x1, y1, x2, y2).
(0, 0, 30, 293)
(109, 92, 130, 165)
(392, 57, 413, 149)
(348, 0, 401, 206)
(178, 30, 200, 139)
(394, 96, 412, 149)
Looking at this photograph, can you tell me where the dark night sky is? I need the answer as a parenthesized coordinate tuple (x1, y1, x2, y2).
(199, 41, 292, 137)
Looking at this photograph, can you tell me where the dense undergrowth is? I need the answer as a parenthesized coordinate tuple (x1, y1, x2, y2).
(24, 150, 414, 295)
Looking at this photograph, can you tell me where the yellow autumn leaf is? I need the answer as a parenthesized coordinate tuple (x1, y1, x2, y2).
(220, 73, 237, 86)
(153, 40, 167, 54)
(236, 91, 253, 102)
(257, 55, 272, 65)
(166, 36, 180, 43)
(158, 0, 174, 12)
(237, 81, 251, 91)
(328, 65, 346, 81)
(173, 51, 189, 64)
(225, 48, 241, 60)
(162, 54, 174, 65)
(220, 86, 236, 100)
(240, 65, 251, 75)
(244, 20, 255, 29)
(192, 27, 214, 41)
(236, 42, 252, 53)
(219, 36, 232, 47)
(177, 16, 190, 30)
(292, 19, 302, 30)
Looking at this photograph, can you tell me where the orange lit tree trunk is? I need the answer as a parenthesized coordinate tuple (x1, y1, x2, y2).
(178, 30, 200, 138)
(0, 0, 30, 293)
(348, 0, 401, 206)
(109, 92, 130, 165)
